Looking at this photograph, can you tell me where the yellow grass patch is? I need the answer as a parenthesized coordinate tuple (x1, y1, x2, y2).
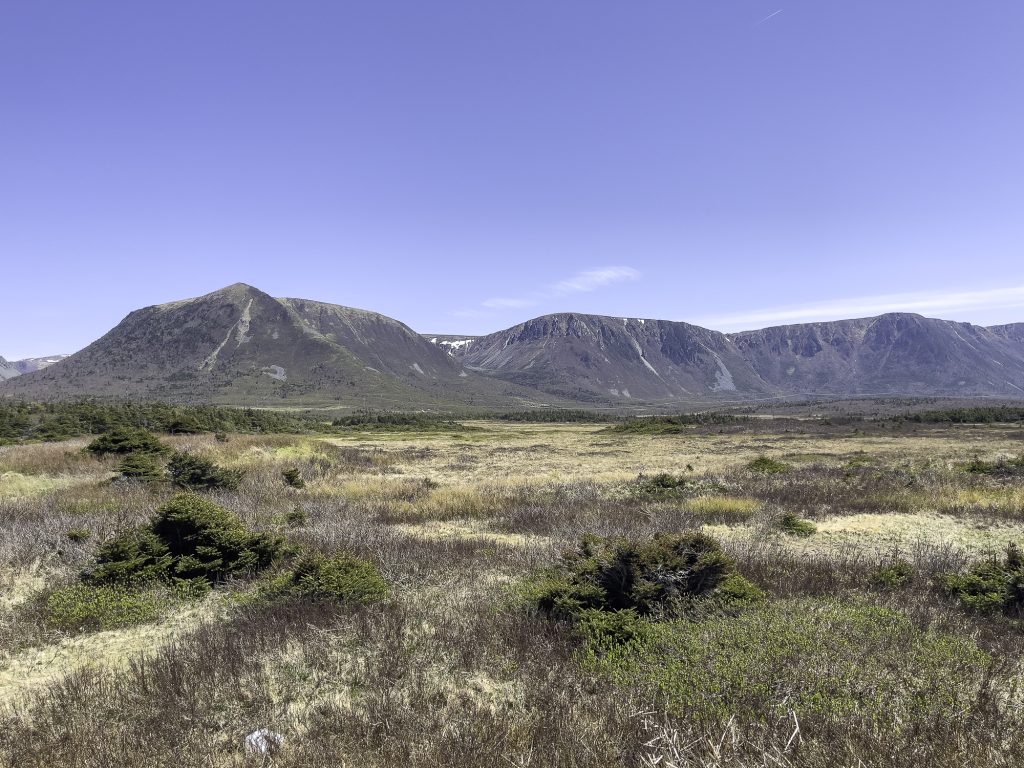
(0, 471, 83, 498)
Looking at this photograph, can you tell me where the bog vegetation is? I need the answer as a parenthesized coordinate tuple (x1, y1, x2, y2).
(2, 403, 1024, 766)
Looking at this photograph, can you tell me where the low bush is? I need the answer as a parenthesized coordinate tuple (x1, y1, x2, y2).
(780, 511, 817, 537)
(85, 494, 282, 586)
(748, 455, 790, 474)
(871, 558, 915, 590)
(529, 532, 761, 620)
(282, 467, 305, 488)
(587, 599, 991, 728)
(262, 552, 388, 605)
(45, 583, 171, 631)
(964, 455, 1024, 477)
(117, 452, 165, 482)
(86, 428, 168, 457)
(166, 451, 242, 491)
(942, 543, 1024, 616)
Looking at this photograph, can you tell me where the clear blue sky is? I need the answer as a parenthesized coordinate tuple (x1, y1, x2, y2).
(3, 1, 1023, 358)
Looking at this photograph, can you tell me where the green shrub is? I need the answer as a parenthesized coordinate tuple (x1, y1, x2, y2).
(748, 455, 790, 474)
(285, 506, 308, 527)
(942, 544, 1024, 615)
(282, 467, 305, 488)
(263, 552, 388, 605)
(86, 428, 168, 457)
(84, 494, 282, 586)
(780, 512, 816, 537)
(964, 455, 1024, 477)
(151, 494, 282, 582)
(166, 451, 242, 491)
(118, 452, 165, 483)
(85, 527, 174, 585)
(871, 558, 915, 590)
(46, 583, 170, 631)
(588, 599, 990, 727)
(65, 527, 91, 542)
(529, 532, 755, 620)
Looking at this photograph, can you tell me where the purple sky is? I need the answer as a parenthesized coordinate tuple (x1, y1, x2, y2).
(3, 1, 1024, 359)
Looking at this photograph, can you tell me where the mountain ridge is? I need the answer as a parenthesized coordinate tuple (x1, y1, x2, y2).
(3, 283, 1024, 406)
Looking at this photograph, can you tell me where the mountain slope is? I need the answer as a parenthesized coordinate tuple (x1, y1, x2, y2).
(4, 286, 1024, 407)
(13, 355, 69, 374)
(0, 357, 19, 381)
(0, 284, 530, 407)
(449, 313, 774, 402)
(731, 314, 1024, 397)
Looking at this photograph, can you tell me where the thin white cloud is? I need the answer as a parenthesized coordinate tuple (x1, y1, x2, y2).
(544, 267, 641, 298)
(758, 9, 783, 24)
(469, 266, 640, 316)
(695, 285, 1024, 332)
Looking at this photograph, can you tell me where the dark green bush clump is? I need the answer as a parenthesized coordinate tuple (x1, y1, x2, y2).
(86, 428, 168, 457)
(964, 455, 1024, 477)
(780, 511, 817, 537)
(633, 472, 690, 496)
(262, 552, 388, 605)
(282, 467, 305, 488)
(748, 455, 790, 474)
(871, 558, 915, 590)
(85, 494, 282, 586)
(118, 452, 165, 483)
(166, 451, 242, 491)
(942, 544, 1024, 616)
(531, 532, 761, 620)
(609, 413, 746, 434)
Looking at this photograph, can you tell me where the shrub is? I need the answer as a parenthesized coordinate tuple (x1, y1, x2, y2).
(166, 451, 242, 491)
(84, 494, 282, 586)
(965, 455, 1024, 477)
(588, 599, 990, 726)
(780, 512, 816, 537)
(65, 528, 91, 542)
(282, 467, 305, 488)
(46, 583, 170, 631)
(151, 494, 282, 583)
(262, 552, 388, 605)
(748, 455, 790, 474)
(942, 543, 1024, 616)
(530, 532, 755, 619)
(871, 558, 915, 590)
(285, 506, 308, 527)
(633, 472, 693, 497)
(118, 452, 165, 483)
(86, 428, 167, 457)
(85, 527, 174, 585)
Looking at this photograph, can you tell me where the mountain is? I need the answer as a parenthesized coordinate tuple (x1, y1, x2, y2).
(0, 284, 557, 408)
(990, 323, 1024, 350)
(13, 355, 69, 374)
(731, 314, 1024, 397)
(3, 284, 1023, 407)
(440, 312, 1024, 402)
(0, 357, 19, 381)
(443, 313, 771, 402)
(0, 354, 70, 380)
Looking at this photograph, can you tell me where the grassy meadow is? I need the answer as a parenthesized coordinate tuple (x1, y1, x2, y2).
(1, 415, 1024, 766)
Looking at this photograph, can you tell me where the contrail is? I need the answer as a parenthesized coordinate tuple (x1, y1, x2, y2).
(758, 9, 783, 24)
